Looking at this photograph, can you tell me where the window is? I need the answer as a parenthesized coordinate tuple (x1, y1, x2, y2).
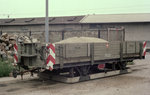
(90, 24, 102, 29)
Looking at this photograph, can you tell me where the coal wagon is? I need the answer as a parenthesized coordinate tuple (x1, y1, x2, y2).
(12, 37, 146, 83)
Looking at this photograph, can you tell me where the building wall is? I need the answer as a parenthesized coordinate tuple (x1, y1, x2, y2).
(0, 24, 91, 43)
(124, 23, 150, 41)
(89, 23, 150, 41)
(0, 24, 87, 31)
(0, 23, 150, 45)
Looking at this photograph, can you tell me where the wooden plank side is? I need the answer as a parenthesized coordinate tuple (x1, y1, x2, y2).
(94, 49, 120, 55)
(123, 42, 126, 54)
(55, 41, 141, 65)
(122, 41, 141, 58)
(65, 43, 88, 58)
(63, 57, 91, 64)
(127, 42, 136, 54)
(55, 44, 65, 65)
(94, 43, 108, 60)
(55, 45, 60, 64)
(136, 42, 140, 53)
(55, 43, 90, 64)
(94, 42, 120, 61)
(94, 55, 120, 60)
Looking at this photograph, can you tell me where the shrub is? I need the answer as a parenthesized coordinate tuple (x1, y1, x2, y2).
(0, 59, 13, 77)
(127, 61, 134, 65)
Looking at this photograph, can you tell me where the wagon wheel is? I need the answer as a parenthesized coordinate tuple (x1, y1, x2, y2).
(117, 62, 127, 70)
(74, 66, 91, 76)
(12, 69, 17, 78)
(121, 62, 127, 70)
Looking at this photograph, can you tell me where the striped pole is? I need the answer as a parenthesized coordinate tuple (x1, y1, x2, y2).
(46, 43, 55, 71)
(13, 43, 18, 65)
(143, 41, 147, 56)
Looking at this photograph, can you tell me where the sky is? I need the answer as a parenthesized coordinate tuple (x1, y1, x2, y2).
(0, 0, 150, 18)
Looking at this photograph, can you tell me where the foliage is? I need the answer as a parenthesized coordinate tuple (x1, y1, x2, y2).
(0, 59, 13, 77)
(127, 61, 134, 65)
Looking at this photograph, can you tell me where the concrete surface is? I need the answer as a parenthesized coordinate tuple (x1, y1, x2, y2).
(0, 53, 150, 95)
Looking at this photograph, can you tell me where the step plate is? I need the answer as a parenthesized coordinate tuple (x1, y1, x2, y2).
(51, 69, 132, 83)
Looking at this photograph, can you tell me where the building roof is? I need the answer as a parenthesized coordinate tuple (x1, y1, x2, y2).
(0, 16, 84, 26)
(80, 13, 150, 23)
(0, 13, 150, 26)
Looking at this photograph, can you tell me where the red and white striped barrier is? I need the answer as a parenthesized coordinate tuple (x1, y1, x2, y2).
(46, 43, 55, 71)
(13, 43, 18, 65)
(143, 41, 147, 56)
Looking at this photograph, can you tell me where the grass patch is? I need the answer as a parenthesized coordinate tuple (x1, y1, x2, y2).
(127, 61, 134, 65)
(0, 59, 13, 77)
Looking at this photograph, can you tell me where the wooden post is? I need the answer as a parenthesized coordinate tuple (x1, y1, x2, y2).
(123, 28, 125, 41)
(140, 42, 143, 59)
(107, 28, 110, 41)
(90, 43, 94, 65)
(0, 30, 2, 36)
(135, 42, 137, 53)
(59, 45, 64, 69)
(69, 68, 74, 77)
(62, 30, 64, 40)
(29, 31, 31, 37)
(98, 30, 100, 38)
(120, 42, 123, 62)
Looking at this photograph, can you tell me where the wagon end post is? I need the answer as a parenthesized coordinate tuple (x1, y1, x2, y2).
(120, 42, 123, 62)
(90, 43, 94, 65)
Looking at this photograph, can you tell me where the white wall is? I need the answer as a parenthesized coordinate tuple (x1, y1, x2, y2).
(124, 23, 150, 41)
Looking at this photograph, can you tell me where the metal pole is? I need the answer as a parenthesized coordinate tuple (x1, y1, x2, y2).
(45, 0, 49, 43)
(123, 28, 125, 41)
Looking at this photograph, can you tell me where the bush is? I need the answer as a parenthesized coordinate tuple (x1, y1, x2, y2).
(127, 61, 134, 65)
(0, 60, 13, 77)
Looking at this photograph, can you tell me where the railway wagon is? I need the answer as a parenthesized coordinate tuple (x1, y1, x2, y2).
(13, 37, 146, 82)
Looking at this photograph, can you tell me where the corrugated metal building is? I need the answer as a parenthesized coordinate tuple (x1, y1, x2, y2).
(0, 13, 150, 47)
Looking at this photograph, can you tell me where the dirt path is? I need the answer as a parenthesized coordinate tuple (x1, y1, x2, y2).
(0, 53, 150, 95)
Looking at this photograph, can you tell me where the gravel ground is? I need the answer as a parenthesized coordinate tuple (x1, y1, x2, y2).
(0, 53, 150, 95)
